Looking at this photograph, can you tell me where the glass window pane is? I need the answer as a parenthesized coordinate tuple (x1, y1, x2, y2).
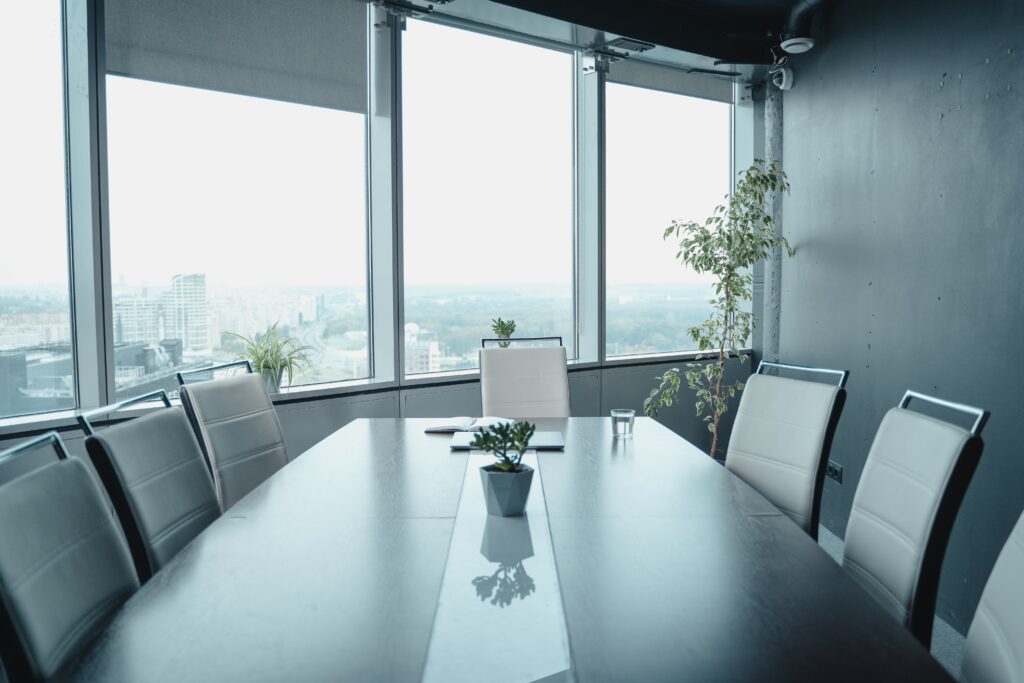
(605, 83, 731, 357)
(401, 21, 575, 375)
(0, 2, 75, 418)
(105, 5, 369, 398)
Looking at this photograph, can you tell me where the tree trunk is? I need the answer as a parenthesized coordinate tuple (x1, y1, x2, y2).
(710, 301, 730, 458)
(711, 345, 725, 458)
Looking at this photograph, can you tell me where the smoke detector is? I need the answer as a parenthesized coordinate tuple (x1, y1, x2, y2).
(780, 36, 815, 54)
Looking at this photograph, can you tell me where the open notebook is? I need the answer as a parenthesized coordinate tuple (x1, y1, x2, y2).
(423, 417, 511, 434)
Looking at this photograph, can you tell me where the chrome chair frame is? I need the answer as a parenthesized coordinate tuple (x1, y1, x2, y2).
(76, 390, 172, 437)
(176, 360, 253, 387)
(481, 336, 563, 348)
(756, 360, 850, 389)
(0, 431, 70, 466)
(899, 389, 989, 436)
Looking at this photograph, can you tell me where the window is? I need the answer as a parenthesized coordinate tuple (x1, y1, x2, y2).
(401, 21, 575, 375)
(104, 0, 369, 397)
(605, 83, 731, 357)
(0, 2, 75, 419)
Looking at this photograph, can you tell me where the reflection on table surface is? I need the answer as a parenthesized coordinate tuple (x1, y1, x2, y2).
(421, 453, 572, 683)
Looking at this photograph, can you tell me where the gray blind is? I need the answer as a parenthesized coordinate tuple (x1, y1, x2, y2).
(105, 0, 367, 113)
(607, 60, 732, 104)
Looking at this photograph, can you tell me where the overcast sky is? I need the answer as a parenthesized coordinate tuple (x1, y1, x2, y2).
(606, 82, 729, 287)
(0, 1, 69, 291)
(1, 8, 729, 291)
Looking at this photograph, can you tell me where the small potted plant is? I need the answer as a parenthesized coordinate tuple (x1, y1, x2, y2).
(491, 317, 516, 348)
(471, 420, 536, 517)
(227, 323, 312, 394)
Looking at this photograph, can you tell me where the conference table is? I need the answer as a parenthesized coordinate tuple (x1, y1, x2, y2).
(70, 417, 952, 682)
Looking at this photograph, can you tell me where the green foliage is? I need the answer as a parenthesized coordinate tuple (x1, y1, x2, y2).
(226, 323, 312, 387)
(491, 317, 516, 348)
(643, 160, 792, 457)
(470, 420, 536, 472)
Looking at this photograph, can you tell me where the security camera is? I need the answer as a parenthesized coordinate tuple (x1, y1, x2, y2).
(772, 66, 794, 91)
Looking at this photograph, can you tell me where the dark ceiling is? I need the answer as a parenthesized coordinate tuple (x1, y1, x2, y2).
(489, 0, 823, 64)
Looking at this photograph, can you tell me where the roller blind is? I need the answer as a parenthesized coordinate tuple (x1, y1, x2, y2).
(607, 59, 732, 104)
(105, 0, 367, 113)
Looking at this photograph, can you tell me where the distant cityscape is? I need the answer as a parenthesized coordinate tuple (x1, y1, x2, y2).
(0, 276, 714, 419)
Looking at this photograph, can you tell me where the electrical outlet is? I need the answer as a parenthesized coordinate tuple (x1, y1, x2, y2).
(826, 460, 843, 484)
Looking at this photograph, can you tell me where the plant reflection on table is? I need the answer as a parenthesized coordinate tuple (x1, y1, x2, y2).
(472, 514, 536, 608)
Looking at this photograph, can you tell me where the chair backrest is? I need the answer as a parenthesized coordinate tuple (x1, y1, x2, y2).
(961, 509, 1024, 683)
(725, 367, 847, 538)
(85, 407, 220, 582)
(479, 346, 570, 418)
(0, 433, 138, 682)
(179, 373, 289, 510)
(842, 393, 987, 646)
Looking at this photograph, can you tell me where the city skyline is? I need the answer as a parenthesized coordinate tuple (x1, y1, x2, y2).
(0, 266, 715, 419)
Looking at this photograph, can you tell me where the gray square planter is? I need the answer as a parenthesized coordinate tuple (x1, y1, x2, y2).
(480, 465, 534, 517)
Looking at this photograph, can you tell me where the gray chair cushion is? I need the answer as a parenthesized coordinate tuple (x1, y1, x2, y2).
(961, 510, 1024, 683)
(842, 406, 982, 644)
(725, 373, 844, 536)
(0, 458, 138, 681)
(479, 347, 571, 418)
(86, 407, 220, 581)
(179, 374, 289, 510)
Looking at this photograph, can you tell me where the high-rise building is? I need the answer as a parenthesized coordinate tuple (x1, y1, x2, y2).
(113, 293, 163, 345)
(166, 274, 210, 353)
(403, 323, 441, 374)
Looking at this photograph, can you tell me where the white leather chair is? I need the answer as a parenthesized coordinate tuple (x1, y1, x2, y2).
(725, 361, 848, 539)
(479, 346, 571, 418)
(80, 393, 220, 583)
(0, 432, 139, 682)
(961, 508, 1024, 683)
(179, 373, 289, 511)
(842, 391, 988, 645)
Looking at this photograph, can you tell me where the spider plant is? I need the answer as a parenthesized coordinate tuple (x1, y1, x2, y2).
(226, 323, 312, 392)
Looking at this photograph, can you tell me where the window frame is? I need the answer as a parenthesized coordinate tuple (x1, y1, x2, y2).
(3, 0, 753, 432)
(396, 14, 580, 377)
(0, 0, 93, 420)
(601, 64, 736, 361)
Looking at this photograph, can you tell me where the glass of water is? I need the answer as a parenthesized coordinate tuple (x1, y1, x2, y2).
(611, 409, 635, 439)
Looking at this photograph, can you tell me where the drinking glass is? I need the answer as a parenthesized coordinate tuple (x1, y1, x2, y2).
(611, 409, 635, 439)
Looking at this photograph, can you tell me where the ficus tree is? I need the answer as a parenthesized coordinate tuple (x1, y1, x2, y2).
(643, 160, 792, 458)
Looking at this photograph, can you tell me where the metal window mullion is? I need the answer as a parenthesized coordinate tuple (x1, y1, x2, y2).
(574, 54, 604, 366)
(367, 7, 402, 385)
(596, 63, 607, 366)
(64, 0, 113, 410)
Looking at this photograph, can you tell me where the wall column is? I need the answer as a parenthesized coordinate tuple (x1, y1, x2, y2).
(761, 84, 784, 361)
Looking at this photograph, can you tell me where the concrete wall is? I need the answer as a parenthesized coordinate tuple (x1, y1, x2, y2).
(778, 0, 1024, 632)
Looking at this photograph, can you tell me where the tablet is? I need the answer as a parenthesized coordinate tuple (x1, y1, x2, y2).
(449, 430, 565, 451)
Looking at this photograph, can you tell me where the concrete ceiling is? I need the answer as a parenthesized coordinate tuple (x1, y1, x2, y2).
(425, 0, 825, 84)
(490, 0, 817, 64)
